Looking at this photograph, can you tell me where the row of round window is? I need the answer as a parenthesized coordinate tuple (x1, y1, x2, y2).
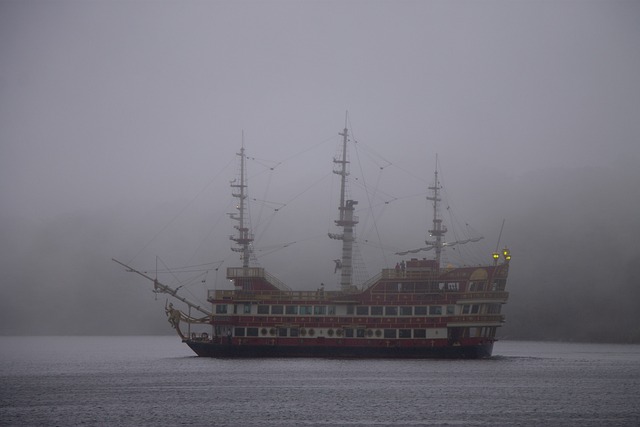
(259, 327, 384, 338)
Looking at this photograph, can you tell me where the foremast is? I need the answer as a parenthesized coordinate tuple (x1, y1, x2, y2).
(229, 144, 254, 268)
(328, 123, 358, 292)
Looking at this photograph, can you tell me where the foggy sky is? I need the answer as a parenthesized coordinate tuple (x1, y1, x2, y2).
(1, 1, 639, 340)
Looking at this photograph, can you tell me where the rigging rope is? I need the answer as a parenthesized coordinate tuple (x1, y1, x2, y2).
(127, 156, 236, 265)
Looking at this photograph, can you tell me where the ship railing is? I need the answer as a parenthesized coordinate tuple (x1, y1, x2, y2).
(358, 272, 382, 290)
(457, 291, 509, 301)
(263, 270, 291, 291)
(208, 289, 349, 302)
(225, 267, 291, 291)
(447, 314, 505, 324)
(226, 267, 266, 278)
(380, 268, 438, 280)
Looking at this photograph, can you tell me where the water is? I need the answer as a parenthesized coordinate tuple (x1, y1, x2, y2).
(1, 337, 639, 426)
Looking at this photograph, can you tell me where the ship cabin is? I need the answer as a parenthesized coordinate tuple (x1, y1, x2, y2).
(203, 258, 509, 350)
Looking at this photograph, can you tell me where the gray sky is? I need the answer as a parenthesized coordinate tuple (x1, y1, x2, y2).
(1, 1, 639, 336)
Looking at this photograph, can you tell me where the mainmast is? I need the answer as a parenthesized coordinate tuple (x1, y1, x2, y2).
(328, 122, 358, 292)
(426, 159, 446, 266)
(229, 144, 254, 268)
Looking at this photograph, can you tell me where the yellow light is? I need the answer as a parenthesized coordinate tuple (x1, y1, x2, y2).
(492, 252, 500, 260)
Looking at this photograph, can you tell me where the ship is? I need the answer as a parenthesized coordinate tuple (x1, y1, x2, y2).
(114, 122, 511, 359)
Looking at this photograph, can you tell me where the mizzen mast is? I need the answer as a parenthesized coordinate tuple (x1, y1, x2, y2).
(328, 122, 358, 292)
(229, 144, 254, 268)
(426, 159, 446, 267)
(396, 157, 483, 263)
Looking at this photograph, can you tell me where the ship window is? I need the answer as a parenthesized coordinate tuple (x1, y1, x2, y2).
(314, 306, 327, 315)
(462, 305, 470, 314)
(328, 306, 336, 315)
(234, 327, 246, 337)
(356, 306, 369, 315)
(345, 328, 354, 337)
(216, 304, 228, 314)
(271, 305, 284, 315)
(399, 329, 411, 338)
(299, 305, 312, 315)
(413, 329, 426, 338)
(243, 303, 251, 314)
(385, 306, 398, 316)
(429, 306, 442, 315)
(286, 305, 298, 315)
(247, 328, 259, 337)
(347, 305, 355, 315)
(414, 306, 427, 315)
(384, 329, 397, 338)
(278, 327, 287, 337)
(371, 306, 383, 315)
(257, 305, 269, 314)
(446, 305, 455, 315)
(488, 304, 501, 314)
(400, 306, 412, 316)
(290, 328, 299, 337)
(356, 328, 366, 338)
(471, 305, 480, 314)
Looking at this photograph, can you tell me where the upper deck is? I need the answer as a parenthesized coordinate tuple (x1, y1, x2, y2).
(211, 263, 509, 305)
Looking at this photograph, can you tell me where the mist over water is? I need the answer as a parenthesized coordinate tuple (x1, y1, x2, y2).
(1, 2, 639, 342)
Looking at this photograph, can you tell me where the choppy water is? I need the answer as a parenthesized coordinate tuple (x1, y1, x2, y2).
(1, 337, 639, 426)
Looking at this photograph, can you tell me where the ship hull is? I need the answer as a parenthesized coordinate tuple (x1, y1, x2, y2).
(184, 340, 494, 359)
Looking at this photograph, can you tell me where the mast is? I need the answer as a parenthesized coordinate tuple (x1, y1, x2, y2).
(328, 119, 358, 292)
(426, 157, 446, 266)
(229, 142, 254, 268)
(395, 157, 483, 261)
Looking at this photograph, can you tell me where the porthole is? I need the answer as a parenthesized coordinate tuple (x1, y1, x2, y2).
(375, 329, 382, 337)
(269, 328, 276, 336)
(308, 328, 315, 336)
(336, 329, 343, 337)
(300, 328, 307, 336)
(366, 329, 373, 338)
(260, 328, 268, 336)
(328, 329, 334, 337)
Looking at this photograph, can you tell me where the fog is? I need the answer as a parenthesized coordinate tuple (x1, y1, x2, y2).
(1, 1, 639, 341)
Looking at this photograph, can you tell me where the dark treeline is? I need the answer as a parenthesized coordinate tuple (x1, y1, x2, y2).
(499, 163, 640, 343)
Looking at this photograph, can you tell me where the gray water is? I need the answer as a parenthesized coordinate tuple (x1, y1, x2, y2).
(1, 337, 639, 426)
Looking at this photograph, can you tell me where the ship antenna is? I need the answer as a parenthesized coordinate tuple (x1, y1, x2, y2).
(426, 155, 446, 267)
(328, 112, 359, 292)
(493, 218, 506, 265)
(229, 133, 254, 268)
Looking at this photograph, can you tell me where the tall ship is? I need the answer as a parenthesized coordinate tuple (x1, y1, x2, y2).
(115, 122, 511, 358)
